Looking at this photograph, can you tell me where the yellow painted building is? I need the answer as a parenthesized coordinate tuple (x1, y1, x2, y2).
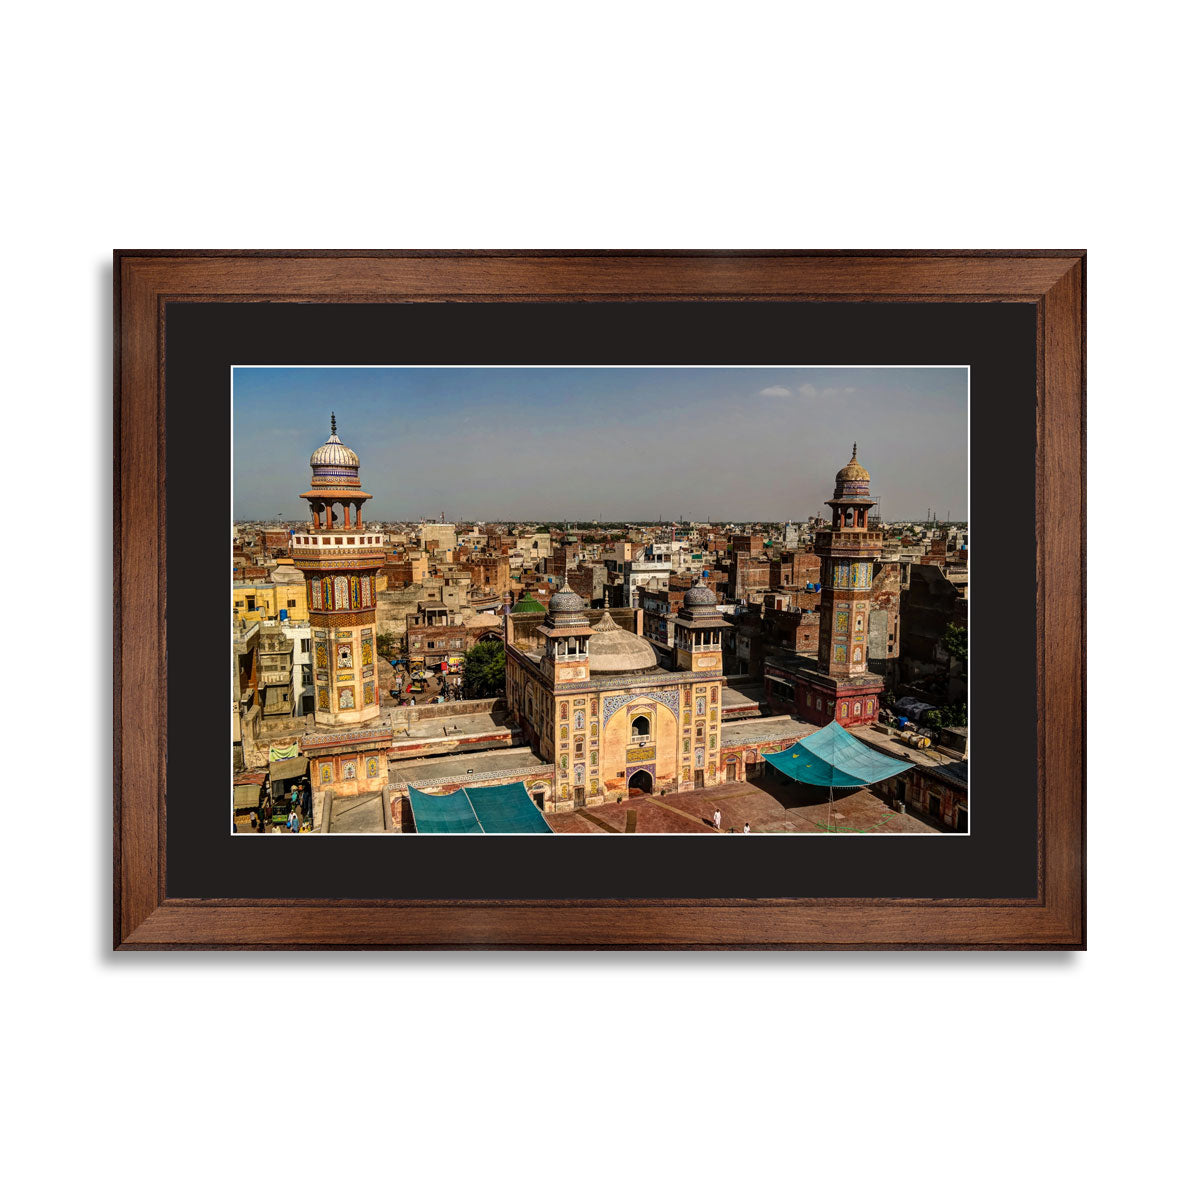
(232, 575, 310, 623)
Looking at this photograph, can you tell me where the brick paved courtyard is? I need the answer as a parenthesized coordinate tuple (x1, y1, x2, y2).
(544, 774, 937, 834)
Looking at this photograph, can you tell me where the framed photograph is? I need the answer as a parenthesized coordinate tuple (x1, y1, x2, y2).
(114, 250, 1084, 949)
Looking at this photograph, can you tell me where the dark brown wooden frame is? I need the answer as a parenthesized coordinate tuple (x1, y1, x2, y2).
(114, 249, 1084, 950)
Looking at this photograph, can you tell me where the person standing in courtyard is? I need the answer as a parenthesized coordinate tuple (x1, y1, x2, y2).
(713, 808, 721, 832)
(743, 821, 751, 834)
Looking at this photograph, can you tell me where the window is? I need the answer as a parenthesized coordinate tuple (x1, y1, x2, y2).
(428, 641, 436, 649)
(301, 639, 311, 653)
(631, 715, 651, 738)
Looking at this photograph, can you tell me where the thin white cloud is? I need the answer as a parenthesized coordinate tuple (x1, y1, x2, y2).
(759, 383, 858, 401)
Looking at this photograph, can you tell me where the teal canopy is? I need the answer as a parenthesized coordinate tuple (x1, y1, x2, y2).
(408, 783, 553, 834)
(763, 721, 911, 788)
(408, 787, 482, 833)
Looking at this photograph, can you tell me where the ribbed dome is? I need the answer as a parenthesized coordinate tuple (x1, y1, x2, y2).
(586, 610, 658, 674)
(310, 433, 360, 470)
(836, 444, 870, 483)
(684, 585, 717, 609)
(305, 413, 365, 496)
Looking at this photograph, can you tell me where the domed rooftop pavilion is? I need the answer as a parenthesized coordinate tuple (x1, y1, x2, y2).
(299, 413, 372, 529)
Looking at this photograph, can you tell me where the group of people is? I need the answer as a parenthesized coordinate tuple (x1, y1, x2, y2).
(243, 781, 312, 833)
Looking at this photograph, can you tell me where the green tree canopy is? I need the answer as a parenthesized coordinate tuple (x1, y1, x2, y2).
(463, 639, 506, 699)
(943, 622, 967, 668)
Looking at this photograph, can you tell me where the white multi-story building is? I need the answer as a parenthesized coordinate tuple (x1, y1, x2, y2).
(279, 618, 314, 717)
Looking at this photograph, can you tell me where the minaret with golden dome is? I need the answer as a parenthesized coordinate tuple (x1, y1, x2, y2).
(806, 444, 885, 725)
(290, 414, 386, 727)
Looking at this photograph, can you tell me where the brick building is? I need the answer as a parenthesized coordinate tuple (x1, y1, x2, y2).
(769, 551, 821, 589)
(730, 534, 764, 557)
(464, 553, 511, 597)
(894, 563, 968, 704)
(728, 553, 771, 603)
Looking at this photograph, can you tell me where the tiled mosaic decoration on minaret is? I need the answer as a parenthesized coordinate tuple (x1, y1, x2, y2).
(290, 414, 386, 726)
(816, 444, 883, 679)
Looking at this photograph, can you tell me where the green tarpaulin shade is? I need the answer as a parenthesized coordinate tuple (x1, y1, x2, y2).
(408, 783, 553, 834)
(464, 782, 554, 833)
(763, 720, 911, 788)
(408, 788, 482, 833)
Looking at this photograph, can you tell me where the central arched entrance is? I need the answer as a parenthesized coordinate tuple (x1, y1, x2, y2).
(628, 770, 654, 797)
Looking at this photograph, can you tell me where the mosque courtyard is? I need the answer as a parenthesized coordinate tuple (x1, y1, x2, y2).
(543, 773, 937, 834)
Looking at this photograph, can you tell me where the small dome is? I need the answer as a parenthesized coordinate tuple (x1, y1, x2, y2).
(310, 435, 360, 470)
(836, 444, 870, 483)
(549, 586, 587, 613)
(684, 585, 717, 609)
(587, 610, 658, 674)
(310, 413, 360, 470)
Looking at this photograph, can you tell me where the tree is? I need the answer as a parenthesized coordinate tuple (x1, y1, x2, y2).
(462, 639, 506, 699)
(943, 622, 967, 670)
(376, 631, 398, 661)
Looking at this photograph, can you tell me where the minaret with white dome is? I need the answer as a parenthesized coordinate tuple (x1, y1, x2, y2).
(290, 414, 386, 727)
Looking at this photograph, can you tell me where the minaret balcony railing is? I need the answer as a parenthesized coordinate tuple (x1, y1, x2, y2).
(291, 532, 386, 550)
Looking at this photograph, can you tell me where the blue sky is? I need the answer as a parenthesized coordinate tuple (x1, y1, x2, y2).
(233, 366, 967, 522)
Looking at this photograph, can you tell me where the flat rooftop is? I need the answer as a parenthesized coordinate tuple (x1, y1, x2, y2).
(721, 681, 765, 710)
(544, 775, 939, 835)
(388, 710, 514, 742)
(721, 714, 817, 747)
(389, 746, 547, 787)
(763, 649, 884, 687)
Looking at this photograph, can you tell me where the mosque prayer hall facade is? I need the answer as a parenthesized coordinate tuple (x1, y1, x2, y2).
(291, 416, 392, 796)
(505, 585, 731, 812)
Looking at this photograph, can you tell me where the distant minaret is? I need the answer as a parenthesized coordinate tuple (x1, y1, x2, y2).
(802, 444, 885, 726)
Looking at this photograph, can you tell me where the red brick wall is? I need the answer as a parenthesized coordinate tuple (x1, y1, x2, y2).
(731, 535, 763, 556)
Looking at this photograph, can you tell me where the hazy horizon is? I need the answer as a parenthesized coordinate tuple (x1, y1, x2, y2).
(233, 366, 968, 524)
